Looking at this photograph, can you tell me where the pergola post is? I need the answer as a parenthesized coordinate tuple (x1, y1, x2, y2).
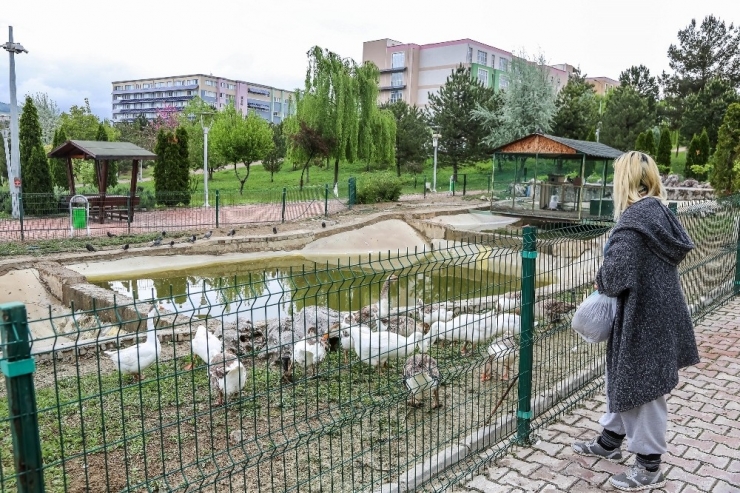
(129, 159, 139, 222)
(65, 156, 76, 195)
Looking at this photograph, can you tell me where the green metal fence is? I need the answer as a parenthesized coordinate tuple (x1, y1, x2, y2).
(0, 197, 737, 492)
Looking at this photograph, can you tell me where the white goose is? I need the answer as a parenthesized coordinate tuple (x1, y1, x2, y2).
(351, 274, 399, 329)
(481, 313, 522, 381)
(346, 327, 423, 374)
(208, 349, 248, 406)
(292, 327, 327, 377)
(105, 304, 164, 381)
(184, 324, 222, 370)
(416, 299, 453, 326)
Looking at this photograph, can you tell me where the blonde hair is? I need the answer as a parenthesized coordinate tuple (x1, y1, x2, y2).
(611, 151, 667, 221)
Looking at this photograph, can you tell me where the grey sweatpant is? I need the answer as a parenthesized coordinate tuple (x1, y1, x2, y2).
(599, 392, 668, 455)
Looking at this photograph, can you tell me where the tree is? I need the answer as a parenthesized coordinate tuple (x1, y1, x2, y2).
(429, 65, 497, 178)
(288, 120, 335, 185)
(210, 104, 274, 195)
(475, 51, 557, 147)
(666, 15, 740, 98)
(634, 132, 647, 153)
(177, 97, 218, 181)
(643, 130, 656, 157)
(59, 98, 100, 140)
(709, 103, 740, 194)
(381, 101, 429, 177)
(680, 77, 738, 149)
(551, 69, 598, 140)
(586, 128, 596, 142)
(49, 127, 69, 189)
(698, 128, 711, 166)
(656, 127, 673, 174)
(19, 95, 54, 213)
(153, 128, 190, 206)
(262, 122, 286, 182)
(0, 132, 7, 182)
(93, 123, 119, 190)
(619, 65, 659, 119)
(685, 134, 699, 178)
(600, 86, 652, 151)
(26, 92, 61, 146)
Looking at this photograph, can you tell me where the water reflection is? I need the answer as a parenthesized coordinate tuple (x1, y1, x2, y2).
(93, 259, 521, 325)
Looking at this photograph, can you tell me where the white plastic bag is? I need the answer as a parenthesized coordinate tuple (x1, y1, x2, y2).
(571, 291, 617, 343)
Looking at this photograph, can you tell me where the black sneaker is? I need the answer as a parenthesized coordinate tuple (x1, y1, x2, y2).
(571, 437, 624, 463)
(609, 463, 666, 491)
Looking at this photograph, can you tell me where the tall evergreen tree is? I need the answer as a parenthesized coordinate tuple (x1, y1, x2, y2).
(551, 69, 598, 139)
(381, 101, 430, 177)
(634, 132, 647, 153)
(19, 95, 54, 214)
(172, 127, 190, 205)
(586, 128, 596, 142)
(698, 128, 711, 165)
(600, 86, 651, 151)
(153, 129, 176, 206)
(685, 134, 699, 179)
(619, 65, 659, 120)
(709, 103, 740, 194)
(643, 130, 656, 157)
(49, 127, 69, 189)
(680, 77, 738, 149)
(656, 128, 673, 174)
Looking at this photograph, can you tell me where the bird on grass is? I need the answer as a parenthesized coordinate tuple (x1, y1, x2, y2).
(188, 235, 196, 243)
(105, 304, 163, 382)
(161, 230, 167, 237)
(107, 231, 117, 238)
(85, 244, 96, 252)
(169, 240, 175, 247)
(272, 227, 277, 235)
(321, 221, 326, 228)
(404, 354, 442, 409)
(204, 230, 213, 239)
(122, 244, 129, 251)
(227, 229, 236, 237)
(151, 237, 162, 247)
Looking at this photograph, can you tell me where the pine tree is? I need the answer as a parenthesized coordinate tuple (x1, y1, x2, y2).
(153, 129, 173, 206)
(698, 128, 711, 164)
(685, 134, 699, 178)
(173, 127, 190, 205)
(643, 130, 656, 157)
(656, 127, 672, 173)
(49, 127, 69, 189)
(710, 103, 740, 194)
(19, 95, 54, 214)
(600, 86, 651, 151)
(635, 132, 647, 152)
(586, 128, 596, 142)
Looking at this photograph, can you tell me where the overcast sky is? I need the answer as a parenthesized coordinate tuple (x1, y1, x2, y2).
(0, 0, 736, 119)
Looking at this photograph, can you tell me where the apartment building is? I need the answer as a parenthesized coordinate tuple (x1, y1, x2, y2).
(363, 38, 570, 107)
(585, 76, 620, 95)
(111, 74, 295, 124)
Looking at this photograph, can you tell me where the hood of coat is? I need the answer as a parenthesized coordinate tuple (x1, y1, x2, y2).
(614, 197, 695, 266)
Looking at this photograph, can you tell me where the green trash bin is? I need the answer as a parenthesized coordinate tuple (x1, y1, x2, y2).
(72, 208, 87, 229)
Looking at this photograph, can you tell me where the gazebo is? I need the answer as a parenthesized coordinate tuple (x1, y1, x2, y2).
(491, 133, 623, 217)
(47, 140, 156, 223)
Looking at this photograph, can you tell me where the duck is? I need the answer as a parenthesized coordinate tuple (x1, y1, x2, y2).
(534, 299, 577, 324)
(105, 304, 164, 381)
(481, 313, 522, 381)
(403, 354, 442, 409)
(423, 313, 486, 354)
(379, 314, 426, 337)
(208, 349, 247, 406)
(327, 321, 371, 364)
(495, 292, 521, 313)
(292, 327, 327, 377)
(184, 324, 222, 370)
(416, 299, 453, 326)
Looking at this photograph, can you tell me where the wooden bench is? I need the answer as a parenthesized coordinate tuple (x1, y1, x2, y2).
(63, 195, 141, 223)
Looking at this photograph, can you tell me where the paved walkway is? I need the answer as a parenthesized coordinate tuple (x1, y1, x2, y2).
(452, 296, 740, 493)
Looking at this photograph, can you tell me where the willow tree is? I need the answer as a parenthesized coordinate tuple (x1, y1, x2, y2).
(290, 46, 394, 190)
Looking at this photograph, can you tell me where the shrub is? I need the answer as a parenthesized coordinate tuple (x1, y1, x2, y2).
(356, 172, 403, 203)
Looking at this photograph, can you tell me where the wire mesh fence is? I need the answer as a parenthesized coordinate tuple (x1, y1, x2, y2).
(0, 185, 347, 242)
(0, 196, 737, 492)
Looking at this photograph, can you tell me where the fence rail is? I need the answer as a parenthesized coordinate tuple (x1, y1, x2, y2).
(0, 196, 737, 492)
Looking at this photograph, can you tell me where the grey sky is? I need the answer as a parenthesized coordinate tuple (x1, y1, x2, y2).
(1, 0, 736, 119)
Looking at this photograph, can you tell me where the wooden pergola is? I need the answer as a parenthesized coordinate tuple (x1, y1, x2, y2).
(48, 140, 156, 223)
(492, 133, 623, 217)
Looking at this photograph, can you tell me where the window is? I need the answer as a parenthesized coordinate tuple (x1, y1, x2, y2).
(206, 80, 216, 87)
(391, 72, 403, 87)
(499, 76, 509, 90)
(499, 58, 509, 72)
(135, 84, 141, 89)
(219, 93, 224, 98)
(185, 79, 198, 85)
(477, 68, 489, 86)
(491, 55, 496, 68)
(124, 84, 133, 90)
(143, 83, 151, 88)
(167, 91, 173, 97)
(467, 47, 473, 63)
(391, 52, 404, 69)
(175, 81, 182, 86)
(390, 90, 403, 103)
(477, 50, 487, 65)
(274, 96, 281, 103)
(155, 82, 165, 88)
(113, 85, 122, 90)
(241, 96, 244, 105)
(228, 83, 236, 90)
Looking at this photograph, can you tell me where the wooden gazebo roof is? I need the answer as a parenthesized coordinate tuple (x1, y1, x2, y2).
(493, 133, 622, 159)
(47, 140, 156, 224)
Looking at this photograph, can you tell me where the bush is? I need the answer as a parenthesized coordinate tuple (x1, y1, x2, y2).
(356, 172, 403, 204)
(138, 189, 155, 210)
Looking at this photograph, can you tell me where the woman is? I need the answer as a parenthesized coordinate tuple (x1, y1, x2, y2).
(571, 151, 700, 491)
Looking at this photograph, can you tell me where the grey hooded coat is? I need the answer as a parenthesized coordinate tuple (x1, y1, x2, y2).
(596, 197, 700, 413)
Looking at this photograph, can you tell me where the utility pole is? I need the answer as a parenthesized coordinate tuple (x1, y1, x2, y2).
(2, 27, 28, 219)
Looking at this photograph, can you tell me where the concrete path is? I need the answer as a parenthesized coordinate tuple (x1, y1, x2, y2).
(451, 296, 740, 493)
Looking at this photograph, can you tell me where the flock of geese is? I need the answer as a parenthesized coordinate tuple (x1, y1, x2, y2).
(102, 274, 576, 410)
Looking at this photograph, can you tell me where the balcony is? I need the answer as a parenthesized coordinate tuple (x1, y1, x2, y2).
(379, 84, 406, 91)
(379, 66, 407, 74)
(112, 83, 198, 95)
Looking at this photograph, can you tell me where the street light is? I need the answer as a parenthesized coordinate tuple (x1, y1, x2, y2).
(431, 129, 441, 193)
(1, 127, 10, 187)
(2, 26, 28, 219)
(188, 111, 215, 207)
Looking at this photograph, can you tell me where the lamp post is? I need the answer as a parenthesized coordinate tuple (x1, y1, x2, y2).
(596, 121, 602, 143)
(2, 26, 28, 219)
(1, 127, 10, 187)
(432, 130, 441, 193)
(189, 112, 215, 207)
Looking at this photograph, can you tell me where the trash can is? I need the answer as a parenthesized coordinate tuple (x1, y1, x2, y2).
(72, 208, 87, 229)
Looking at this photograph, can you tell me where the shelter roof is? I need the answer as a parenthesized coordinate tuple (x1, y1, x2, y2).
(48, 140, 156, 160)
(493, 133, 622, 159)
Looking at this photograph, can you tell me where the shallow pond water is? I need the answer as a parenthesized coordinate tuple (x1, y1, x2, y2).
(93, 257, 522, 325)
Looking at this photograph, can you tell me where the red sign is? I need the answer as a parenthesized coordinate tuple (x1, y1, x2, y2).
(13, 177, 21, 188)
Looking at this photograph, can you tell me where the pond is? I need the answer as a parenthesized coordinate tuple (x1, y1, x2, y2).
(93, 257, 522, 325)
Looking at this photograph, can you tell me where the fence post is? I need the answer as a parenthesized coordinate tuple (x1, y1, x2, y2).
(215, 190, 220, 228)
(463, 174, 467, 196)
(517, 226, 537, 444)
(126, 194, 132, 235)
(19, 194, 24, 241)
(324, 184, 329, 217)
(348, 178, 356, 209)
(281, 187, 287, 223)
(0, 302, 44, 492)
(423, 175, 427, 199)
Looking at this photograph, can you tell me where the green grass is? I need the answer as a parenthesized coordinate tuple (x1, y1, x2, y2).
(670, 150, 687, 177)
(0, 231, 178, 257)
